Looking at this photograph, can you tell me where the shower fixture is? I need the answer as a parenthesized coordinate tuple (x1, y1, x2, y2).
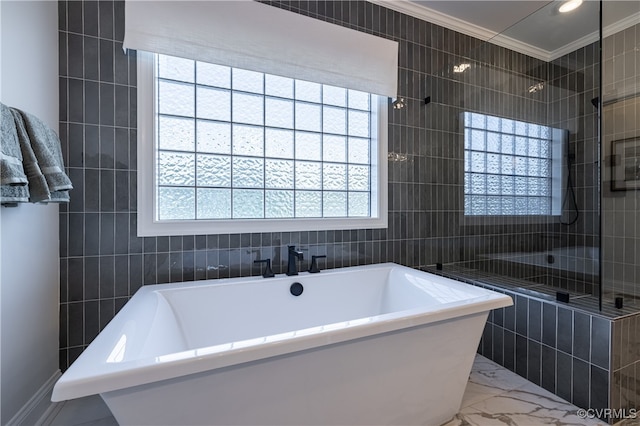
(392, 97, 405, 109)
(528, 82, 544, 93)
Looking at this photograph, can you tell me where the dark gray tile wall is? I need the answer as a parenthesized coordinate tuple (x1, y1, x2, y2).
(477, 285, 612, 420)
(611, 313, 640, 422)
(59, 0, 554, 370)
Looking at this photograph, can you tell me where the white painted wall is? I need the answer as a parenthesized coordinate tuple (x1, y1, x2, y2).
(0, 1, 60, 424)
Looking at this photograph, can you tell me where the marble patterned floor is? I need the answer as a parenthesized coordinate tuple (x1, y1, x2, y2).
(48, 354, 607, 426)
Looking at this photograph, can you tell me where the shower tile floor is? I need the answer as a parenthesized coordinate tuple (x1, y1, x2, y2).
(49, 354, 607, 426)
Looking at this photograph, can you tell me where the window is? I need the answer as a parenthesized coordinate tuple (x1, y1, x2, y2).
(137, 53, 388, 236)
(463, 112, 564, 217)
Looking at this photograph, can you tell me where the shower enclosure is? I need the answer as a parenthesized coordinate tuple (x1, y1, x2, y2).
(425, 0, 640, 421)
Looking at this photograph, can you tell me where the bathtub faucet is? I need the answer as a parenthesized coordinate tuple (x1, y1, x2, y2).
(286, 245, 304, 276)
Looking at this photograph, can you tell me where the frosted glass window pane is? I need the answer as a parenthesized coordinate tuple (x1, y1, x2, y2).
(265, 75, 293, 98)
(233, 93, 264, 125)
(539, 197, 551, 214)
(528, 197, 540, 213)
(515, 137, 528, 155)
(159, 187, 195, 220)
(487, 116, 500, 132)
(348, 165, 369, 191)
(295, 161, 321, 189)
(464, 131, 471, 150)
(158, 55, 194, 82)
(515, 121, 527, 136)
(349, 192, 369, 217)
(348, 90, 369, 110)
(471, 113, 485, 129)
(502, 197, 515, 215)
(265, 129, 294, 158)
(158, 152, 195, 185)
(536, 177, 550, 196)
(197, 188, 231, 219)
(470, 152, 485, 173)
(197, 155, 231, 187)
(348, 110, 369, 137)
(323, 163, 346, 190)
(540, 159, 551, 176)
(464, 196, 471, 214)
(464, 173, 470, 191)
(487, 154, 500, 173)
(540, 140, 550, 157)
(540, 127, 551, 138)
(232, 189, 264, 218)
(487, 132, 500, 152)
(196, 62, 230, 88)
(197, 120, 231, 154)
(295, 132, 321, 161)
(501, 135, 514, 154)
(232, 68, 263, 94)
(323, 192, 347, 217)
(471, 130, 485, 151)
(528, 178, 539, 194)
(487, 175, 500, 194)
(529, 139, 540, 157)
(528, 157, 541, 176)
(487, 196, 501, 215)
(348, 138, 369, 164)
(265, 190, 294, 218)
(471, 173, 485, 194)
(515, 197, 527, 214)
(265, 159, 294, 189)
(323, 106, 346, 135)
(501, 119, 514, 133)
(295, 191, 321, 217)
(471, 195, 486, 215)
(233, 157, 264, 188)
(159, 81, 194, 117)
(323, 135, 346, 163)
(232, 125, 263, 157)
(514, 157, 527, 175)
(158, 116, 194, 151)
(501, 155, 514, 174)
(196, 87, 230, 121)
(515, 177, 527, 195)
(295, 80, 321, 103)
(501, 175, 514, 194)
(295, 102, 321, 132)
(265, 98, 293, 129)
(323, 86, 346, 107)
(528, 124, 541, 138)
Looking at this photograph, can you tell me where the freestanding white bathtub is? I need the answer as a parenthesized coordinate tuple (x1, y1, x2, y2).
(52, 263, 512, 425)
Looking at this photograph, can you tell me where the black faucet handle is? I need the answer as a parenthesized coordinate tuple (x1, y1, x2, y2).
(254, 259, 275, 278)
(308, 255, 327, 273)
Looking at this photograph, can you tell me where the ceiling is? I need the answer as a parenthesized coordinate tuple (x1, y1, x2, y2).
(372, 0, 640, 60)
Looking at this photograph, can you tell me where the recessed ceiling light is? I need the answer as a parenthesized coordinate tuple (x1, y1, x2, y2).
(559, 0, 583, 13)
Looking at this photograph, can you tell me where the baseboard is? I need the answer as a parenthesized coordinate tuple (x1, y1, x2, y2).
(6, 370, 61, 426)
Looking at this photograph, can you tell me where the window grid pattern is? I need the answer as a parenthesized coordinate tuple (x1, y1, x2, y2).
(464, 112, 554, 216)
(154, 54, 373, 221)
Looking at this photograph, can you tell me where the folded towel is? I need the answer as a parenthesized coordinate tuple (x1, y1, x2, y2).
(1, 184, 29, 205)
(14, 108, 72, 193)
(0, 102, 28, 186)
(11, 109, 52, 203)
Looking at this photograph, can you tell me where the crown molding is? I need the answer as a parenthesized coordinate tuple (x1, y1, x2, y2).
(368, 0, 640, 63)
(367, 0, 553, 61)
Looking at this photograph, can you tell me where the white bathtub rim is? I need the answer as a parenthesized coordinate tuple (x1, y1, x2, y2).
(52, 264, 512, 402)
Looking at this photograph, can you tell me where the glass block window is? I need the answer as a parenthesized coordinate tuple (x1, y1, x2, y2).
(464, 112, 556, 216)
(154, 54, 375, 221)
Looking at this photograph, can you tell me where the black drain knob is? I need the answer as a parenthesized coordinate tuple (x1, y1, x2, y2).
(290, 282, 303, 296)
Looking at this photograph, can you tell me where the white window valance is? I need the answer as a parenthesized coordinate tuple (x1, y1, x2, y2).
(123, 0, 398, 98)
